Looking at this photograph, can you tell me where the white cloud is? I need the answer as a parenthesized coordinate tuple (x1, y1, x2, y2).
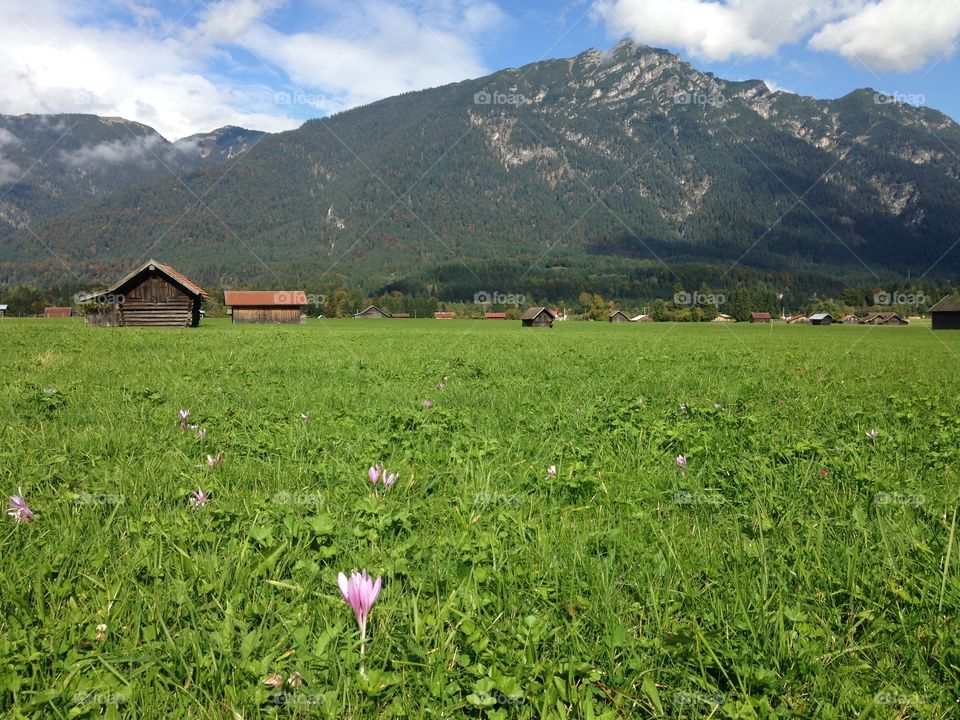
(593, 0, 960, 71)
(0, 128, 17, 147)
(809, 0, 960, 71)
(0, 158, 20, 184)
(0, 0, 504, 139)
(59, 135, 167, 167)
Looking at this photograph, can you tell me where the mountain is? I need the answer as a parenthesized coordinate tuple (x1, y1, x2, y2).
(0, 114, 264, 237)
(2, 40, 959, 297)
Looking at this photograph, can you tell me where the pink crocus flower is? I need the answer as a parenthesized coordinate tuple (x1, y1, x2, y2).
(196, 428, 207, 440)
(299, 413, 309, 423)
(866, 430, 878, 442)
(337, 570, 382, 676)
(368, 465, 398, 492)
(178, 409, 190, 431)
(546, 465, 557, 479)
(438, 382, 446, 390)
(262, 673, 283, 689)
(190, 486, 211, 509)
(7, 489, 34, 523)
(423, 400, 433, 409)
(206, 452, 223, 469)
(675, 455, 687, 473)
(819, 469, 829, 478)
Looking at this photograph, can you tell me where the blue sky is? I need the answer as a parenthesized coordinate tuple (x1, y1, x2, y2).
(0, 0, 957, 139)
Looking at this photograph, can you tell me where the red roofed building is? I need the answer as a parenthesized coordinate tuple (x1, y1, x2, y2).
(44, 307, 72, 318)
(484, 312, 507, 319)
(224, 290, 307, 324)
(434, 311, 456, 319)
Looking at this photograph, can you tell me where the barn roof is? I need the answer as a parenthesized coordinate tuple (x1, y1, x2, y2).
(750, 312, 772, 320)
(223, 291, 307, 307)
(810, 312, 833, 321)
(355, 305, 391, 317)
(485, 312, 507, 319)
(930, 295, 960, 313)
(609, 309, 629, 318)
(84, 259, 208, 300)
(521, 307, 555, 320)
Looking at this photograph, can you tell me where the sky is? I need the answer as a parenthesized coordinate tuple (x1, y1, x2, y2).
(0, 0, 957, 140)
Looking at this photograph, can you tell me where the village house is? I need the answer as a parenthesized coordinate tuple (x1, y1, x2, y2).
(521, 307, 555, 328)
(750, 312, 772, 323)
(223, 291, 307, 324)
(78, 260, 207, 327)
(484, 312, 507, 320)
(433, 311, 456, 320)
(809, 312, 835, 326)
(354, 305, 392, 319)
(608, 310, 631, 323)
(44, 307, 72, 318)
(862, 312, 909, 326)
(930, 295, 960, 330)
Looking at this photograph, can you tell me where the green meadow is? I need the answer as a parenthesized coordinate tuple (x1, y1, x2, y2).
(1, 318, 958, 718)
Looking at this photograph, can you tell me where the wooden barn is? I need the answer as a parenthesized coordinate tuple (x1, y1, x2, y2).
(863, 312, 908, 326)
(841, 314, 861, 325)
(521, 307, 555, 328)
(44, 307, 72, 318)
(786, 315, 810, 324)
(434, 311, 457, 320)
(80, 260, 207, 327)
(632, 314, 654, 322)
(608, 310, 631, 323)
(354, 305, 391, 319)
(224, 291, 306, 324)
(0, 304, 6, 319)
(750, 312, 772, 323)
(392, 312, 412, 319)
(809, 312, 835, 326)
(711, 314, 735, 323)
(930, 295, 960, 330)
(485, 312, 507, 320)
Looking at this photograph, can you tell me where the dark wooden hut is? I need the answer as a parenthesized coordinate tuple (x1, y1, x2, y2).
(809, 312, 835, 326)
(749, 312, 772, 323)
(863, 312, 908, 326)
(354, 305, 391, 319)
(80, 259, 207, 327)
(930, 295, 960, 330)
(608, 310, 631, 323)
(521, 307, 555, 328)
(224, 291, 306, 324)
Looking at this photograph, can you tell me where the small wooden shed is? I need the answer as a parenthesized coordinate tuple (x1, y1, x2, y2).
(80, 259, 207, 327)
(608, 310, 631, 323)
(809, 312, 835, 326)
(434, 311, 457, 320)
(521, 307, 555, 328)
(354, 305, 391, 319)
(841, 314, 861, 325)
(0, 304, 6, 319)
(485, 312, 507, 320)
(930, 295, 960, 330)
(863, 312, 908, 326)
(223, 291, 307, 324)
(750, 312, 772, 323)
(44, 307, 72, 318)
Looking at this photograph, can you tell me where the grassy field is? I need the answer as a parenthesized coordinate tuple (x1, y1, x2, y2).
(1, 318, 959, 719)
